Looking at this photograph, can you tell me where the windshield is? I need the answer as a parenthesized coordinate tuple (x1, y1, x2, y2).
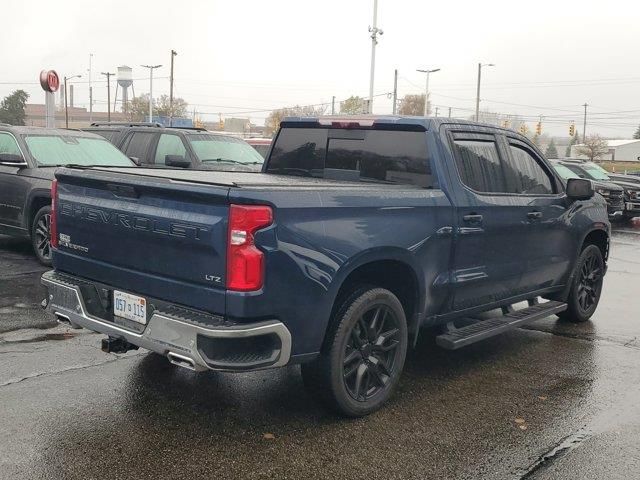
(189, 135, 264, 164)
(553, 164, 581, 180)
(24, 135, 134, 167)
(582, 163, 611, 180)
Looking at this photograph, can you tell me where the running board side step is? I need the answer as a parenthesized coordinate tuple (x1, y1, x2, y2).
(436, 301, 567, 350)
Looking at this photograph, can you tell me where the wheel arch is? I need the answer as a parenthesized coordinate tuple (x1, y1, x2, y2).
(581, 227, 609, 261)
(322, 248, 424, 350)
(25, 190, 51, 233)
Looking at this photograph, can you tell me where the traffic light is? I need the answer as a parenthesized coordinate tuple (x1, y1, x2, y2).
(535, 122, 542, 135)
(519, 123, 527, 134)
(569, 123, 576, 136)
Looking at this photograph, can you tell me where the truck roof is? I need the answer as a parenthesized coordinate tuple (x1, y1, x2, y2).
(280, 115, 512, 133)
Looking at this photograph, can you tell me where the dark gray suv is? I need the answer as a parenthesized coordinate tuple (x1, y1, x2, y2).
(0, 125, 135, 265)
(83, 123, 264, 171)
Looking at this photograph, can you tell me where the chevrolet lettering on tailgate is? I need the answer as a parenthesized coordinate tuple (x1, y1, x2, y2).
(60, 202, 210, 240)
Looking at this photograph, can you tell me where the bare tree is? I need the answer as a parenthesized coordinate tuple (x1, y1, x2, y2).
(398, 94, 430, 116)
(576, 134, 609, 162)
(340, 96, 367, 115)
(265, 104, 327, 135)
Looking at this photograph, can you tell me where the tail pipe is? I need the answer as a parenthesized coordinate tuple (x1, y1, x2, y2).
(167, 352, 197, 371)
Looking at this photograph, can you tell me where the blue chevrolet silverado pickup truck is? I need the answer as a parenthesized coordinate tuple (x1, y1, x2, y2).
(42, 116, 609, 416)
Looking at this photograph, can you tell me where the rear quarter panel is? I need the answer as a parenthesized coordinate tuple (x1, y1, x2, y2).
(228, 186, 454, 356)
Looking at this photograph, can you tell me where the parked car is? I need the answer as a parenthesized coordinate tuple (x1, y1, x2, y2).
(42, 117, 609, 416)
(557, 159, 640, 220)
(245, 137, 272, 158)
(82, 123, 264, 171)
(0, 125, 136, 265)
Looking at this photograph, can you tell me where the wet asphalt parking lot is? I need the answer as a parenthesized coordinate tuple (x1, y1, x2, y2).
(1, 227, 640, 479)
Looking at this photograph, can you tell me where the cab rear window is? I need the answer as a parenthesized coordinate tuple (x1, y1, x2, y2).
(267, 127, 433, 187)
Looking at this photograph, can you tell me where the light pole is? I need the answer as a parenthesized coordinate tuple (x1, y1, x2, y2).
(64, 74, 82, 128)
(582, 103, 588, 143)
(416, 68, 440, 116)
(88, 53, 93, 122)
(141, 64, 162, 122)
(169, 50, 177, 126)
(367, 0, 383, 114)
(475, 63, 495, 121)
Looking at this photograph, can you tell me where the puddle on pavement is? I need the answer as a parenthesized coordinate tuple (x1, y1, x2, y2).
(3, 332, 78, 344)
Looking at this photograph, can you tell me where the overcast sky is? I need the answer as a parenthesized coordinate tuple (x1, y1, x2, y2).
(2, 0, 640, 137)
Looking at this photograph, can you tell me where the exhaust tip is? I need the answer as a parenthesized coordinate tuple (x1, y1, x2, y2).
(55, 312, 71, 325)
(167, 352, 197, 371)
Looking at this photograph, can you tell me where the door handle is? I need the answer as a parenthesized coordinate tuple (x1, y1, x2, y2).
(463, 214, 483, 223)
(527, 211, 543, 220)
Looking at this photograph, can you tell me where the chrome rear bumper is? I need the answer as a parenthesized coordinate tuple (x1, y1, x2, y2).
(41, 270, 291, 372)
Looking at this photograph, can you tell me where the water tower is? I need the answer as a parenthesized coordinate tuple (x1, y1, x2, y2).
(116, 66, 133, 114)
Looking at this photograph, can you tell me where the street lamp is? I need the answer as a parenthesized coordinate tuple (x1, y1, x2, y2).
(64, 74, 82, 128)
(141, 64, 162, 122)
(416, 68, 441, 116)
(475, 63, 495, 121)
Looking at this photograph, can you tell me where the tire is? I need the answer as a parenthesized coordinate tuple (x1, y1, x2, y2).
(557, 244, 604, 323)
(31, 205, 52, 267)
(301, 286, 408, 417)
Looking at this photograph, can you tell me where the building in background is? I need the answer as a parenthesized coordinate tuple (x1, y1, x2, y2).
(24, 104, 126, 128)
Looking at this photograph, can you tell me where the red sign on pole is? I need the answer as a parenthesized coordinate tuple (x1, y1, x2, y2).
(39, 70, 60, 93)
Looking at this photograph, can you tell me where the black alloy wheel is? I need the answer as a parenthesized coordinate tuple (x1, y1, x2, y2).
(558, 244, 604, 323)
(31, 205, 53, 266)
(576, 249, 603, 312)
(343, 304, 401, 402)
(301, 286, 408, 417)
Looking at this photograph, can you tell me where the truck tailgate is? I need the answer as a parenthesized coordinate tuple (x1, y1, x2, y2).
(53, 168, 230, 314)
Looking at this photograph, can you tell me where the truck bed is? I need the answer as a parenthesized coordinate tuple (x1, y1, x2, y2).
(59, 166, 423, 190)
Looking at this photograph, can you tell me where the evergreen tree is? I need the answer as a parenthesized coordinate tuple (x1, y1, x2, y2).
(0, 90, 29, 125)
(545, 138, 558, 158)
(633, 124, 640, 140)
(565, 132, 580, 157)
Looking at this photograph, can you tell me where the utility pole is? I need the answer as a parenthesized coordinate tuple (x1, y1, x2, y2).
(331, 96, 336, 115)
(169, 50, 177, 126)
(448, 107, 452, 118)
(392, 69, 398, 115)
(475, 62, 495, 121)
(582, 103, 588, 143)
(367, 0, 383, 114)
(435, 106, 439, 117)
(88, 53, 93, 123)
(101, 72, 114, 122)
(141, 64, 162, 122)
(64, 74, 82, 128)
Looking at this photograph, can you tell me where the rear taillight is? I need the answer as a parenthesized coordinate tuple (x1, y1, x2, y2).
(50, 179, 58, 249)
(226, 204, 273, 291)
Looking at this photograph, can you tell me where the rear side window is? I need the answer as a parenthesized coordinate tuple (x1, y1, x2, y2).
(154, 134, 187, 165)
(504, 145, 553, 194)
(123, 132, 155, 163)
(0, 132, 21, 156)
(453, 139, 506, 193)
(267, 127, 433, 187)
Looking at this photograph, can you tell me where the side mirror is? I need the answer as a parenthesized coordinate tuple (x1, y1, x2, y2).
(566, 178, 594, 201)
(128, 156, 141, 166)
(165, 154, 191, 168)
(0, 153, 27, 167)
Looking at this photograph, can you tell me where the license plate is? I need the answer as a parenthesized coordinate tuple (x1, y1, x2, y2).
(113, 290, 147, 324)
